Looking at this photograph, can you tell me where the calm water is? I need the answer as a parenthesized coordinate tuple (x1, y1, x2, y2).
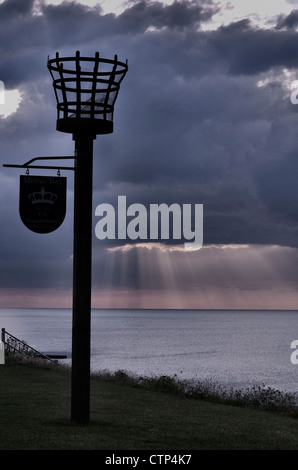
(1, 308, 298, 393)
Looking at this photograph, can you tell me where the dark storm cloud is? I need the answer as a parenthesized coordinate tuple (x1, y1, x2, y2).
(207, 20, 298, 75)
(0, 0, 217, 86)
(2, 0, 298, 295)
(255, 151, 298, 223)
(0, 0, 34, 20)
(116, 0, 216, 32)
(0, 0, 46, 86)
(1, 1, 297, 84)
(276, 9, 298, 29)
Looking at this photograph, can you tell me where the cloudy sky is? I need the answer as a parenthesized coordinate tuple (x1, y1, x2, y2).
(1, 0, 298, 309)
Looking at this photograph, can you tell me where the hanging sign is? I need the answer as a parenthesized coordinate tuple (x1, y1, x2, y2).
(19, 175, 67, 234)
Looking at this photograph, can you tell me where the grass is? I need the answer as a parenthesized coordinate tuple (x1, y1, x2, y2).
(1, 356, 298, 450)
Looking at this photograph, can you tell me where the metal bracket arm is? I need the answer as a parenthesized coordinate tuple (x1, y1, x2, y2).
(3, 156, 76, 171)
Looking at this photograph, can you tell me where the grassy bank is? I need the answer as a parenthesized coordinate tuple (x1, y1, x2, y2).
(1, 357, 298, 450)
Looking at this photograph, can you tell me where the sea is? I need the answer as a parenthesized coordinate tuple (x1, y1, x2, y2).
(1, 308, 298, 394)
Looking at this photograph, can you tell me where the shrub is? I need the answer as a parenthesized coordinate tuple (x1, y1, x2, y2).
(183, 379, 297, 412)
(96, 369, 298, 413)
(138, 374, 184, 395)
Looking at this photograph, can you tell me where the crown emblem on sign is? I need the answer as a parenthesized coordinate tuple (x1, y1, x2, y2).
(28, 187, 57, 205)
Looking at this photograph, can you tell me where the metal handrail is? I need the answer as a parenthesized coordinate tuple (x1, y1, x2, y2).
(1, 328, 55, 362)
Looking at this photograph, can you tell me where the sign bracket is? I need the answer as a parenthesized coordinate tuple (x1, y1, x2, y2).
(3, 156, 76, 171)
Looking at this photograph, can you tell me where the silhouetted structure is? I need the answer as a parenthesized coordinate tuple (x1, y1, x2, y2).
(48, 51, 128, 424)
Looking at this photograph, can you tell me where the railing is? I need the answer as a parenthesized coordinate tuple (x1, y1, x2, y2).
(1, 328, 55, 362)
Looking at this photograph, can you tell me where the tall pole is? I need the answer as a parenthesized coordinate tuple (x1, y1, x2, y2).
(47, 51, 127, 424)
(71, 134, 94, 424)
